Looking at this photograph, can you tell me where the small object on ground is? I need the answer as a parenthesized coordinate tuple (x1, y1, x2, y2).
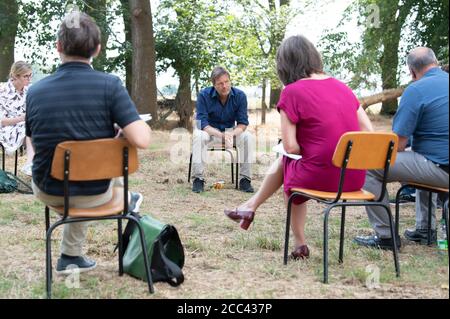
(212, 181, 225, 189)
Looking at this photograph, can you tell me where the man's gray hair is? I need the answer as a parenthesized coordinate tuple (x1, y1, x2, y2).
(210, 66, 230, 84)
(407, 47, 438, 73)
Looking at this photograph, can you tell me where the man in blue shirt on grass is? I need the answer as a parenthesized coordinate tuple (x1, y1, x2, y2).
(192, 67, 254, 193)
(355, 47, 449, 249)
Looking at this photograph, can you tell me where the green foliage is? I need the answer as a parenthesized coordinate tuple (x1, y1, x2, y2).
(229, 0, 301, 87)
(218, 14, 263, 86)
(154, 0, 229, 90)
(16, 0, 126, 73)
(406, 0, 449, 64)
(319, 0, 449, 92)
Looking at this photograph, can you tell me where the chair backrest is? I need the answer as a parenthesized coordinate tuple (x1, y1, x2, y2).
(332, 132, 398, 170)
(51, 138, 138, 181)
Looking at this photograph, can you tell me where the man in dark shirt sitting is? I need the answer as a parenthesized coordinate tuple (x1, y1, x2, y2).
(26, 12, 151, 274)
(192, 66, 255, 193)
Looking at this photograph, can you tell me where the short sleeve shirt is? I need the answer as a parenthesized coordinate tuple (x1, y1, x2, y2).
(393, 67, 449, 165)
(277, 77, 365, 200)
(26, 62, 140, 196)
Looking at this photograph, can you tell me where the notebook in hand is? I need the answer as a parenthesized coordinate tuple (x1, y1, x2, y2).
(140, 114, 152, 122)
(272, 143, 302, 160)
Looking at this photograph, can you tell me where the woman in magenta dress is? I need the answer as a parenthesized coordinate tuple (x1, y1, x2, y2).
(225, 35, 373, 259)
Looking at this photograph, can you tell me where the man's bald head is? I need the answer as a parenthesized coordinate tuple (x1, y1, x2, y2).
(407, 47, 438, 74)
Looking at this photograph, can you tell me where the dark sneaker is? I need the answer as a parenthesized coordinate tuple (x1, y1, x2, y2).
(353, 235, 401, 250)
(389, 193, 416, 204)
(129, 192, 143, 213)
(239, 178, 254, 193)
(192, 178, 204, 193)
(404, 228, 437, 245)
(56, 254, 97, 275)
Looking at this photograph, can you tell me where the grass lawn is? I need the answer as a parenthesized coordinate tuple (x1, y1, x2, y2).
(0, 110, 448, 299)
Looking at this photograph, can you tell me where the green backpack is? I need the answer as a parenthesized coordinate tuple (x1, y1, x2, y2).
(121, 212, 185, 286)
(0, 169, 17, 193)
(0, 169, 33, 194)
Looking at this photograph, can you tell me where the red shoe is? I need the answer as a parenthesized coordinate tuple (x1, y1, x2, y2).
(224, 209, 255, 230)
(290, 245, 310, 260)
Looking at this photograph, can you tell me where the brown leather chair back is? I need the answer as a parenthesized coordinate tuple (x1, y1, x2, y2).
(50, 138, 138, 181)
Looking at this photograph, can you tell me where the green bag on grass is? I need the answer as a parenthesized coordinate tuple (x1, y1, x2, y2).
(0, 169, 33, 194)
(121, 212, 185, 286)
(0, 169, 17, 193)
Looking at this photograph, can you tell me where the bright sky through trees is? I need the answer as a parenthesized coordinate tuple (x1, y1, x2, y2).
(15, 0, 353, 88)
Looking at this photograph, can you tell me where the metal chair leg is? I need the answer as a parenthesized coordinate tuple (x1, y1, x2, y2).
(131, 217, 154, 294)
(283, 195, 295, 265)
(46, 222, 60, 299)
(323, 207, 331, 284)
(235, 147, 239, 189)
(231, 161, 234, 184)
(427, 191, 433, 246)
(118, 219, 124, 276)
(45, 206, 50, 232)
(338, 203, 346, 263)
(441, 199, 449, 262)
(225, 149, 234, 184)
(394, 185, 408, 239)
(14, 149, 18, 176)
(188, 153, 192, 182)
(382, 204, 400, 277)
(1, 144, 4, 171)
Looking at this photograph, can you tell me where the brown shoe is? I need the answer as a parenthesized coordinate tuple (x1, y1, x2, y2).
(290, 245, 310, 260)
(224, 209, 255, 230)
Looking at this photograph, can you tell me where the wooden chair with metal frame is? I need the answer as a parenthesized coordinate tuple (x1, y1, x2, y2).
(283, 132, 401, 283)
(188, 141, 239, 189)
(44, 138, 154, 299)
(394, 183, 449, 249)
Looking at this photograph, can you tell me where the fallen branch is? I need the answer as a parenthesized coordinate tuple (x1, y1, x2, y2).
(358, 86, 406, 110)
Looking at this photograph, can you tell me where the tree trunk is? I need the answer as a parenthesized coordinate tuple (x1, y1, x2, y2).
(358, 87, 405, 110)
(269, 85, 281, 109)
(121, 0, 133, 94)
(86, 0, 109, 72)
(0, 0, 19, 81)
(379, 1, 402, 115)
(261, 79, 267, 125)
(175, 72, 193, 130)
(129, 0, 158, 123)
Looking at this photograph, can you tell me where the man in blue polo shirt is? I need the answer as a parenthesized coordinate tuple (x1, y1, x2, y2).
(26, 12, 151, 274)
(192, 66, 255, 193)
(355, 47, 449, 250)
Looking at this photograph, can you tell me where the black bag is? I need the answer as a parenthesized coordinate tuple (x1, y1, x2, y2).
(120, 212, 185, 287)
(0, 169, 32, 194)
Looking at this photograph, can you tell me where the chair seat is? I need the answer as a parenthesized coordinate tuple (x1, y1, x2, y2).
(49, 187, 125, 218)
(290, 187, 376, 201)
(403, 182, 449, 193)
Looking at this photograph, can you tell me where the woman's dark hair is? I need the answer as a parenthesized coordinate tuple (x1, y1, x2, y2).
(57, 12, 101, 59)
(276, 35, 324, 85)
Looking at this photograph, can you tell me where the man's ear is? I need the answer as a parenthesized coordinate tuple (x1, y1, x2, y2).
(409, 67, 417, 81)
(92, 44, 101, 58)
(56, 41, 63, 53)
